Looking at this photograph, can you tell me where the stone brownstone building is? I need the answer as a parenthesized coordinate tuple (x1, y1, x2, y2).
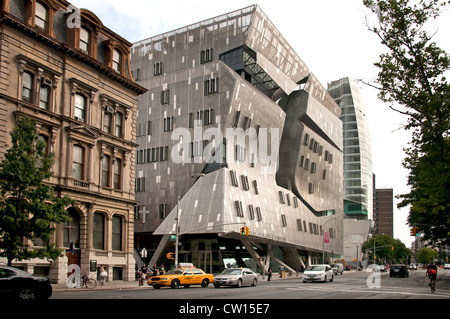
(0, 0, 146, 283)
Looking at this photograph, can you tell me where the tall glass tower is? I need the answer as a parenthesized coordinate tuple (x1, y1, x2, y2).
(328, 78, 373, 220)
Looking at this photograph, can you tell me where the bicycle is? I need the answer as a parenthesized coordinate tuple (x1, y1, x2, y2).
(429, 277, 436, 293)
(80, 274, 97, 289)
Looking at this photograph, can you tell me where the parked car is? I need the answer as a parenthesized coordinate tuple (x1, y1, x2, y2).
(302, 265, 334, 283)
(444, 264, 450, 270)
(147, 267, 214, 289)
(0, 265, 52, 300)
(379, 265, 387, 272)
(213, 268, 258, 288)
(390, 264, 409, 278)
(330, 264, 344, 275)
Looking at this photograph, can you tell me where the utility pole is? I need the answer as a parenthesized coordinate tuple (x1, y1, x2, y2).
(374, 238, 376, 265)
(175, 195, 180, 267)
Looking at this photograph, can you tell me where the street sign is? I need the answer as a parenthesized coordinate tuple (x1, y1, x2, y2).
(169, 234, 177, 241)
(324, 232, 329, 244)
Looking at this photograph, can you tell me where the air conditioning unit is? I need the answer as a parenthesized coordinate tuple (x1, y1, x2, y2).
(74, 116, 84, 123)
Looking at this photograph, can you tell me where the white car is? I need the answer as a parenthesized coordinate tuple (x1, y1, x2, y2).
(302, 264, 334, 283)
(444, 264, 450, 270)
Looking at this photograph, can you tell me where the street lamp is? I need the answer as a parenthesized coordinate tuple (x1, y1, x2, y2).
(322, 217, 338, 264)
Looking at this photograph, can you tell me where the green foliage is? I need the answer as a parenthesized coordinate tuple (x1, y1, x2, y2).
(362, 234, 411, 264)
(416, 247, 438, 264)
(0, 116, 73, 266)
(363, 0, 450, 246)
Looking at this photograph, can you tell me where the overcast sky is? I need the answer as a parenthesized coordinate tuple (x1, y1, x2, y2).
(69, 0, 450, 248)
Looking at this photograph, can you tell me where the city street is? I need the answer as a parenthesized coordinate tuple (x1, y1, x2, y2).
(51, 269, 450, 300)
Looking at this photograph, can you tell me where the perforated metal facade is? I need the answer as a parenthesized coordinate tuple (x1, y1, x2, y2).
(131, 5, 344, 272)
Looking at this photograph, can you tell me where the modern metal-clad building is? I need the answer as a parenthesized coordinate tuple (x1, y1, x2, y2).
(131, 5, 344, 274)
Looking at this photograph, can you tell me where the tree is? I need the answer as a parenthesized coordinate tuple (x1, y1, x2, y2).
(362, 234, 411, 264)
(363, 0, 450, 245)
(416, 247, 438, 264)
(0, 116, 73, 266)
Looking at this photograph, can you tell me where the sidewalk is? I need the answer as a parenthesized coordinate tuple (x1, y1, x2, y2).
(52, 272, 303, 293)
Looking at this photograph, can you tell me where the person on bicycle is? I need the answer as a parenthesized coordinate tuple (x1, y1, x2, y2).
(426, 262, 438, 290)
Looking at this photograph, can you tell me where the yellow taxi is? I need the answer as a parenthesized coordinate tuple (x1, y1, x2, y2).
(148, 267, 214, 289)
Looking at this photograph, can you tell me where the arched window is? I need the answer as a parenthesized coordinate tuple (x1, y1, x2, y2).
(112, 215, 122, 251)
(93, 213, 105, 250)
(63, 208, 80, 248)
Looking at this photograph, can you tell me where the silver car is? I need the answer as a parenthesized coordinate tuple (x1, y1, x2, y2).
(213, 268, 258, 288)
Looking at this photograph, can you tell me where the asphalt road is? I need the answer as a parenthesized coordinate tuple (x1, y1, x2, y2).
(51, 269, 450, 300)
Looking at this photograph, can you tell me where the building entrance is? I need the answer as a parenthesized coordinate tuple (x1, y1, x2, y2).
(197, 251, 213, 273)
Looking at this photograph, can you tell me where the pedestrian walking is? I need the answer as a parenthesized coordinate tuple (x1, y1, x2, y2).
(99, 265, 107, 285)
(152, 264, 159, 276)
(267, 268, 272, 281)
(279, 265, 284, 278)
(138, 264, 148, 286)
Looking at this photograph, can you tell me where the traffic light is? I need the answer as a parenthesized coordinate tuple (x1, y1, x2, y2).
(166, 253, 175, 260)
(410, 227, 419, 237)
(240, 226, 250, 236)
